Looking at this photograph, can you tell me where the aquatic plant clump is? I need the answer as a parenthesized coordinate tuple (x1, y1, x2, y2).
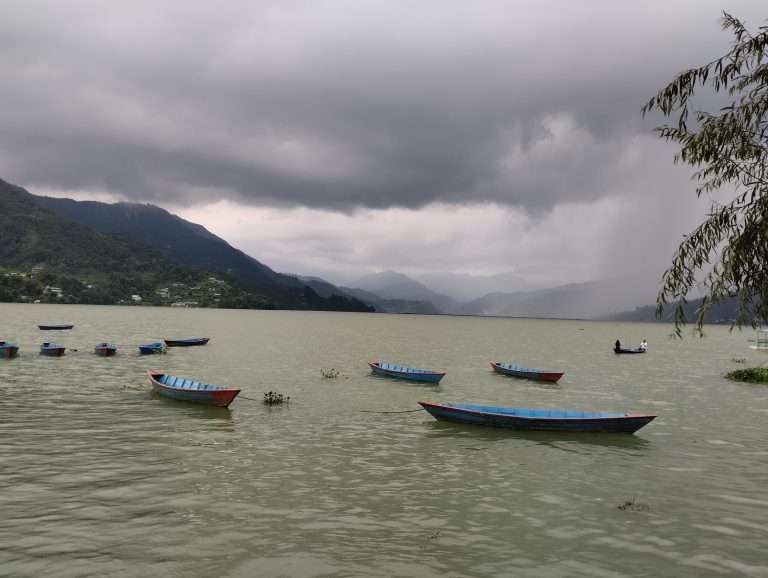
(724, 367, 768, 384)
(263, 391, 290, 405)
(321, 368, 340, 379)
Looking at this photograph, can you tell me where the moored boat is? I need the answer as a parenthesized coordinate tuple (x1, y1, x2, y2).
(40, 342, 66, 356)
(490, 361, 563, 383)
(613, 347, 645, 354)
(368, 361, 446, 383)
(147, 370, 240, 407)
(138, 342, 167, 355)
(163, 337, 210, 347)
(38, 324, 74, 330)
(418, 401, 656, 434)
(94, 342, 117, 356)
(0, 341, 19, 358)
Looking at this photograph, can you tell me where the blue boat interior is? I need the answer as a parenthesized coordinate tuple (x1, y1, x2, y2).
(377, 362, 439, 374)
(496, 361, 547, 373)
(156, 373, 222, 390)
(444, 402, 627, 419)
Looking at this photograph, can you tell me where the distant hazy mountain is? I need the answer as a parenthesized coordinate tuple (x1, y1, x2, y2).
(350, 270, 460, 313)
(457, 279, 657, 320)
(340, 286, 442, 314)
(411, 271, 541, 302)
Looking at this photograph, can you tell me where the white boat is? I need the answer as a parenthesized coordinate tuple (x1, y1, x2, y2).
(749, 330, 768, 351)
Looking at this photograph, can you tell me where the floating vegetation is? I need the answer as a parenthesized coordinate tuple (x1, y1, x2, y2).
(730, 357, 746, 363)
(321, 368, 340, 379)
(263, 391, 290, 405)
(724, 367, 768, 383)
(419, 529, 443, 550)
(617, 496, 649, 512)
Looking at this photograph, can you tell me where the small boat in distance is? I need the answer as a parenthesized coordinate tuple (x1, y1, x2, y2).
(749, 329, 768, 351)
(146, 370, 240, 407)
(418, 402, 656, 434)
(40, 342, 66, 356)
(38, 324, 74, 330)
(614, 346, 645, 354)
(138, 342, 167, 355)
(163, 337, 210, 347)
(0, 341, 19, 358)
(94, 342, 117, 357)
(368, 361, 446, 383)
(490, 361, 563, 383)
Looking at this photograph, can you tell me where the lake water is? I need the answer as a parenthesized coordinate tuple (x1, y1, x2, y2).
(1, 303, 767, 578)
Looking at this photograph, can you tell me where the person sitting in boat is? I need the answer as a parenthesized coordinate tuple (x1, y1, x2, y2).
(640, 339, 647, 351)
(614, 339, 621, 351)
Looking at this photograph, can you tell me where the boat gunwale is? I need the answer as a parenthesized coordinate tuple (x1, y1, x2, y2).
(418, 401, 656, 422)
(368, 360, 446, 377)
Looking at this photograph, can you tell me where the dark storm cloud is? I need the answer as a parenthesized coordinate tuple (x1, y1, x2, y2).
(1, 1, 765, 212)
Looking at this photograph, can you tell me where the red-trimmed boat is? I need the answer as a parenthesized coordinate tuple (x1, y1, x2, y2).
(0, 341, 19, 358)
(368, 361, 446, 383)
(40, 342, 66, 356)
(418, 402, 656, 434)
(147, 370, 240, 407)
(490, 361, 563, 383)
(95, 342, 117, 357)
(163, 337, 210, 347)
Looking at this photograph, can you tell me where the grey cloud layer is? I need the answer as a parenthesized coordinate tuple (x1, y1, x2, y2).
(1, 1, 764, 212)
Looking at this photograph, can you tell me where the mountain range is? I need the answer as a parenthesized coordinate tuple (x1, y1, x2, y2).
(0, 176, 740, 323)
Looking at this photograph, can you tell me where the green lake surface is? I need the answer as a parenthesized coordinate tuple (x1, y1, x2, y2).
(1, 303, 767, 578)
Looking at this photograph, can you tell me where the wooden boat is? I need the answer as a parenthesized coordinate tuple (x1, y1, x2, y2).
(163, 337, 210, 347)
(0, 341, 19, 358)
(490, 361, 563, 383)
(40, 342, 66, 356)
(749, 329, 768, 351)
(138, 342, 167, 355)
(38, 324, 74, 330)
(614, 347, 645, 354)
(368, 361, 446, 383)
(146, 370, 240, 407)
(418, 401, 656, 434)
(94, 342, 117, 357)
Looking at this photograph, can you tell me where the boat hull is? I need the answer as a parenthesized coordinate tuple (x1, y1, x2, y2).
(163, 337, 210, 347)
(38, 324, 74, 330)
(40, 343, 66, 356)
(147, 371, 240, 407)
(491, 361, 563, 382)
(95, 343, 117, 356)
(614, 347, 645, 354)
(0, 342, 19, 358)
(368, 361, 445, 383)
(138, 342, 167, 355)
(418, 402, 656, 434)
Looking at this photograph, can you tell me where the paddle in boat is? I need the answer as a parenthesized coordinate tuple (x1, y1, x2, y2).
(40, 342, 66, 356)
(38, 324, 74, 330)
(368, 361, 446, 383)
(163, 337, 210, 347)
(490, 361, 563, 383)
(418, 401, 656, 434)
(0, 341, 19, 358)
(147, 370, 241, 407)
(138, 342, 167, 355)
(94, 342, 117, 357)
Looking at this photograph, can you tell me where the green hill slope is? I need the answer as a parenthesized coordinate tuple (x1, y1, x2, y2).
(0, 179, 274, 308)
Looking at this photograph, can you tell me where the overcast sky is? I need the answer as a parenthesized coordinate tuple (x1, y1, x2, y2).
(2, 1, 765, 288)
